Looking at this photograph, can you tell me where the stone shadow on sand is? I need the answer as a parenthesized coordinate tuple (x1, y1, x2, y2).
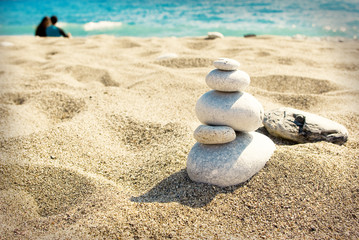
(130, 169, 247, 208)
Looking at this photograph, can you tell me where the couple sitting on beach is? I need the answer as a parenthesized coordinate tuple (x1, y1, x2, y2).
(35, 16, 71, 38)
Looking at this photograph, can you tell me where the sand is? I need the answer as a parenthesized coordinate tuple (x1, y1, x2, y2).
(0, 35, 358, 239)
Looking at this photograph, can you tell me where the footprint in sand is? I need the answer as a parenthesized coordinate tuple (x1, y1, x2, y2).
(106, 114, 191, 191)
(110, 114, 187, 151)
(0, 91, 86, 138)
(45, 50, 60, 60)
(67, 65, 119, 87)
(256, 51, 271, 57)
(0, 164, 96, 217)
(36, 91, 86, 121)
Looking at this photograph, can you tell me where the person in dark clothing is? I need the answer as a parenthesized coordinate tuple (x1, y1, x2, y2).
(46, 16, 71, 38)
(35, 16, 51, 37)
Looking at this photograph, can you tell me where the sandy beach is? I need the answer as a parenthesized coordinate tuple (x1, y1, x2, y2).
(0, 35, 358, 239)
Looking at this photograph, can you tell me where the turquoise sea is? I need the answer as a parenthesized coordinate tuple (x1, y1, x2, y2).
(0, 0, 359, 38)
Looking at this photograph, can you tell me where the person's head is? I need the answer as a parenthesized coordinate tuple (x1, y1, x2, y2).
(40, 16, 51, 28)
(35, 16, 51, 36)
(50, 16, 58, 25)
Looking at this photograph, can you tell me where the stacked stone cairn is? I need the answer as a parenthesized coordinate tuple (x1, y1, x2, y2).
(187, 58, 276, 187)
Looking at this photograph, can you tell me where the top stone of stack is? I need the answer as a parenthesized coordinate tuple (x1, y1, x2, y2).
(213, 58, 240, 71)
(206, 58, 250, 92)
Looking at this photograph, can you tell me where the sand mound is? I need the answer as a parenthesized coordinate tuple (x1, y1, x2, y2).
(0, 35, 358, 239)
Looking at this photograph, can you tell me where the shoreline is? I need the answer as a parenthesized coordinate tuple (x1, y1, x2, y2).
(1, 34, 358, 41)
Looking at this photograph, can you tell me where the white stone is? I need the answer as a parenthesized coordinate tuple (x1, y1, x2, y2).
(213, 58, 240, 71)
(187, 131, 276, 187)
(156, 53, 178, 60)
(1, 41, 14, 47)
(205, 69, 250, 92)
(263, 107, 349, 144)
(195, 90, 264, 132)
(194, 125, 236, 144)
(207, 32, 224, 39)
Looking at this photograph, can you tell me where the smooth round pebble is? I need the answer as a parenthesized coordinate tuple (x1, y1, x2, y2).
(205, 69, 250, 92)
(194, 125, 236, 144)
(187, 131, 276, 187)
(207, 32, 224, 39)
(213, 58, 240, 71)
(195, 90, 264, 132)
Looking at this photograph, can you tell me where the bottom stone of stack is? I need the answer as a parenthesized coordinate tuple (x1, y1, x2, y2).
(186, 131, 275, 187)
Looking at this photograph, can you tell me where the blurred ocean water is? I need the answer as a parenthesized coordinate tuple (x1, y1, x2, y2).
(0, 0, 358, 38)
